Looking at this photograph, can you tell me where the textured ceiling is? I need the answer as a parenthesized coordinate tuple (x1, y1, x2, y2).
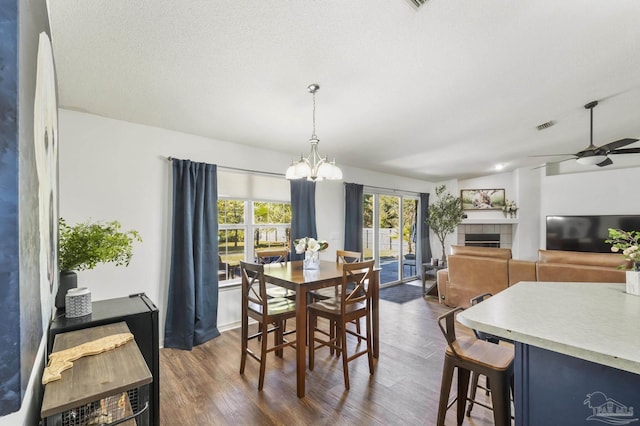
(48, 0, 640, 180)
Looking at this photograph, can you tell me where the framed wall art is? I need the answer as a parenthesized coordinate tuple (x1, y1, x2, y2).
(460, 189, 506, 210)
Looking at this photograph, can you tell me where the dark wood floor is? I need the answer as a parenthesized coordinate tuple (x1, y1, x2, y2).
(159, 281, 504, 425)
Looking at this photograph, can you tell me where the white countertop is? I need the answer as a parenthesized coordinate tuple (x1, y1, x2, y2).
(457, 281, 640, 374)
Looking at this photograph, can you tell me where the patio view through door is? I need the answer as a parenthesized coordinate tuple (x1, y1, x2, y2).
(363, 191, 418, 285)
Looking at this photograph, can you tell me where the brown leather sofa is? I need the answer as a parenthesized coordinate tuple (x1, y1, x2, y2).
(437, 246, 628, 308)
(436, 246, 515, 308)
(536, 249, 630, 283)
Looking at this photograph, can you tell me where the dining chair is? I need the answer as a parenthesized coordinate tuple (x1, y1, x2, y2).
(256, 248, 295, 299)
(309, 250, 363, 353)
(466, 293, 514, 417)
(436, 307, 514, 426)
(307, 260, 375, 390)
(336, 249, 362, 264)
(310, 250, 362, 301)
(256, 248, 288, 264)
(239, 261, 297, 391)
(218, 255, 229, 281)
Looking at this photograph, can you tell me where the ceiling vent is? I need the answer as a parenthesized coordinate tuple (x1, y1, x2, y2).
(406, 0, 430, 9)
(536, 120, 555, 131)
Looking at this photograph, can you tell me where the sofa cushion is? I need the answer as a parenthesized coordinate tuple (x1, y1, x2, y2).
(537, 248, 628, 283)
(451, 245, 512, 260)
(537, 263, 626, 283)
(508, 259, 537, 286)
(538, 249, 629, 268)
(445, 255, 509, 307)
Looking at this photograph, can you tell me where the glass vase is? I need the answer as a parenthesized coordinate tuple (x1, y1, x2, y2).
(303, 250, 320, 270)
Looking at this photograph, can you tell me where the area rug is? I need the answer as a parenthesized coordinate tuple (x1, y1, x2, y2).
(379, 284, 424, 304)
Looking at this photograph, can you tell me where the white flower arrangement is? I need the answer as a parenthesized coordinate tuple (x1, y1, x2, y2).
(294, 237, 329, 254)
(502, 199, 518, 214)
(606, 228, 640, 271)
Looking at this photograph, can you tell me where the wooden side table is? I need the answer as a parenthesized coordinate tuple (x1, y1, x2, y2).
(422, 263, 446, 296)
(41, 322, 152, 425)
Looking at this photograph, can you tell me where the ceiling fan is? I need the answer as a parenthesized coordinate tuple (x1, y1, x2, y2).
(532, 100, 640, 167)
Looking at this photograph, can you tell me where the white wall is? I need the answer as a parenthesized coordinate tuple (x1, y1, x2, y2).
(540, 166, 640, 247)
(58, 109, 432, 337)
(513, 167, 542, 260)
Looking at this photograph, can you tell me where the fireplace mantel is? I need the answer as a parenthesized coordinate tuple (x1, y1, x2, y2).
(460, 218, 518, 225)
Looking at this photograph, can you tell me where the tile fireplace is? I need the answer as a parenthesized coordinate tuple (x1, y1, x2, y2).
(457, 223, 513, 250)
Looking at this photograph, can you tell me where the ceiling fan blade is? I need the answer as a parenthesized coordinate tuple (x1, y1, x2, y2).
(596, 158, 613, 167)
(598, 138, 639, 152)
(528, 154, 575, 158)
(608, 147, 640, 155)
(531, 157, 575, 170)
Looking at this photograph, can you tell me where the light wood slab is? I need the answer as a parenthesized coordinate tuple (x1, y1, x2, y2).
(41, 322, 152, 419)
(42, 332, 134, 384)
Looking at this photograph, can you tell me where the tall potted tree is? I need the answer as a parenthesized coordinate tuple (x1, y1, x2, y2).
(57, 218, 142, 309)
(426, 185, 465, 264)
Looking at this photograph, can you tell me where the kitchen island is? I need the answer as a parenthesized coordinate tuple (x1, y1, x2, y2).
(457, 281, 640, 426)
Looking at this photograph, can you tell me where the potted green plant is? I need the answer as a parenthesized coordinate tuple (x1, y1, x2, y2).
(426, 185, 465, 264)
(57, 218, 142, 309)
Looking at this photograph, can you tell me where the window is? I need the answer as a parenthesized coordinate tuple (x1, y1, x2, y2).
(218, 199, 291, 281)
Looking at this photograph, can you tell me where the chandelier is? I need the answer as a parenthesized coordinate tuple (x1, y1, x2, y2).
(285, 84, 342, 181)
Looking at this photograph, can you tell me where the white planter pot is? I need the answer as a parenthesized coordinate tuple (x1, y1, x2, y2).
(626, 271, 640, 296)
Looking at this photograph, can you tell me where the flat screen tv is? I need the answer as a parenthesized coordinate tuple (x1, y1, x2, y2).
(546, 215, 640, 253)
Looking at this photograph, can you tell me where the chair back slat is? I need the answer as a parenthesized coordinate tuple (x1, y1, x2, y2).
(240, 261, 267, 312)
(256, 248, 288, 265)
(470, 292, 492, 306)
(336, 250, 362, 264)
(341, 260, 374, 314)
(437, 307, 465, 357)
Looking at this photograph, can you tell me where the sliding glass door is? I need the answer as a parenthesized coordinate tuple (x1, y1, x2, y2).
(363, 191, 419, 285)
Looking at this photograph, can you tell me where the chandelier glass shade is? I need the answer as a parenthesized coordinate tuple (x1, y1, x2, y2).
(285, 84, 342, 181)
(576, 155, 607, 166)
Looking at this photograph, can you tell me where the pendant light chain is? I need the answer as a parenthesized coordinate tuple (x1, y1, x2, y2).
(589, 105, 593, 147)
(311, 89, 317, 139)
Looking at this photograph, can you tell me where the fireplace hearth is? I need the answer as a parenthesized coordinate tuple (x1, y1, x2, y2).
(457, 223, 514, 250)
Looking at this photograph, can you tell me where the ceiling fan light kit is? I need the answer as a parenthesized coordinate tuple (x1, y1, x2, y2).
(576, 155, 607, 166)
(285, 84, 342, 181)
(532, 100, 639, 169)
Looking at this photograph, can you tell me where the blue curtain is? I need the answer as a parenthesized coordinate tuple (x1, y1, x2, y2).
(290, 180, 317, 261)
(165, 159, 220, 350)
(344, 183, 363, 253)
(420, 192, 432, 272)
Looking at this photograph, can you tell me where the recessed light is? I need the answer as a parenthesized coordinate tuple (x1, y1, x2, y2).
(495, 164, 505, 171)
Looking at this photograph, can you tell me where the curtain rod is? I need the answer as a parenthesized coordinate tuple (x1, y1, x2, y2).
(362, 184, 422, 195)
(166, 158, 421, 192)
(166, 156, 285, 178)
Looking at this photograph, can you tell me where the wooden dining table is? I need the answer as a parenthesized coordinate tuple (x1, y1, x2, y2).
(263, 259, 380, 398)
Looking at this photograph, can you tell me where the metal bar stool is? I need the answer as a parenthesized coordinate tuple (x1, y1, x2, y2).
(466, 293, 515, 417)
(436, 307, 514, 426)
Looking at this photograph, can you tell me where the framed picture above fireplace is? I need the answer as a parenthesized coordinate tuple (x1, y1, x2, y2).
(460, 189, 506, 210)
